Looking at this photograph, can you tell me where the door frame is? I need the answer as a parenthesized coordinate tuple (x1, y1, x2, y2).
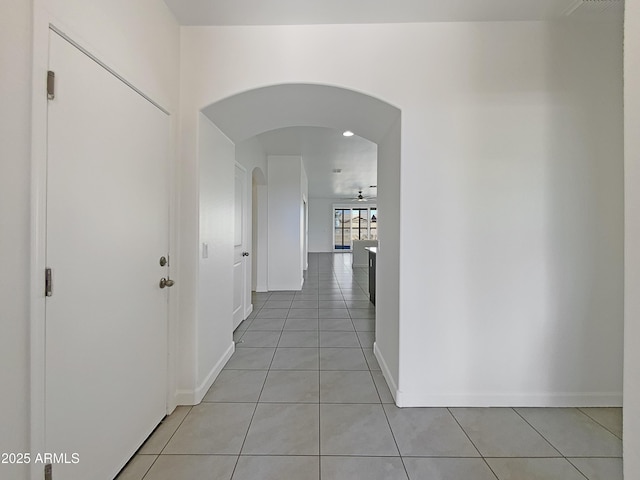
(302, 195, 309, 271)
(233, 162, 252, 326)
(29, 16, 177, 480)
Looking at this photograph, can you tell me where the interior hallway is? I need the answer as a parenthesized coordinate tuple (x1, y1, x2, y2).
(117, 253, 622, 480)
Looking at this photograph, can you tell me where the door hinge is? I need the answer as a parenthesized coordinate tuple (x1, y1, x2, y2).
(47, 71, 55, 100)
(44, 463, 52, 480)
(45, 268, 53, 297)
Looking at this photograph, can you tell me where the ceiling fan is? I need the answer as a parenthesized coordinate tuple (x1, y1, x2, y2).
(340, 186, 377, 202)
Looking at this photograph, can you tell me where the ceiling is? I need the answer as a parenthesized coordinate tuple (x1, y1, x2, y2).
(255, 127, 377, 200)
(163, 0, 621, 26)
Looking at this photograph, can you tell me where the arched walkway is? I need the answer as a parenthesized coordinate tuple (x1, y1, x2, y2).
(186, 83, 403, 410)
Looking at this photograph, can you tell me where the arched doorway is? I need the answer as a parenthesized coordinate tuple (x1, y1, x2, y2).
(180, 83, 402, 407)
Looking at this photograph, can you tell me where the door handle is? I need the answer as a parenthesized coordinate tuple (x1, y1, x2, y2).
(242, 252, 250, 257)
(159, 277, 175, 288)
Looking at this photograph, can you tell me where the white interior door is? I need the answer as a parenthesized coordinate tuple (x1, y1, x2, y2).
(233, 164, 248, 329)
(45, 30, 170, 480)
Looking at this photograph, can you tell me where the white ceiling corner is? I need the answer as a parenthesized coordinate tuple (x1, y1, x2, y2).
(162, 0, 608, 26)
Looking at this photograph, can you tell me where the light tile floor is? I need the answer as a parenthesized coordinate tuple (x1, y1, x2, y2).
(118, 253, 623, 480)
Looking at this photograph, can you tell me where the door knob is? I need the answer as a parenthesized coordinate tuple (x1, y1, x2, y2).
(242, 251, 250, 257)
(159, 277, 175, 288)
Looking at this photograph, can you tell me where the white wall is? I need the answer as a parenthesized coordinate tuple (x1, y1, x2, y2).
(398, 21, 623, 407)
(194, 114, 235, 402)
(308, 198, 334, 252)
(0, 1, 32, 479)
(624, 0, 640, 475)
(268, 155, 306, 290)
(236, 137, 268, 187)
(179, 20, 623, 407)
(375, 117, 402, 396)
(253, 185, 269, 292)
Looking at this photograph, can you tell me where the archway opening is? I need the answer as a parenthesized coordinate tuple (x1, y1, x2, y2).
(198, 83, 403, 398)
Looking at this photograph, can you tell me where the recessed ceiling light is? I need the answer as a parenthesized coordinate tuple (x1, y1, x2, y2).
(342, 130, 354, 137)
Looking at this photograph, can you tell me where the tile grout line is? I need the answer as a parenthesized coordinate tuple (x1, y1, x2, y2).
(137, 405, 194, 480)
(446, 407, 500, 480)
(361, 274, 411, 480)
(228, 307, 281, 480)
(576, 407, 623, 440)
(316, 269, 322, 480)
(564, 458, 596, 480)
(378, 379, 410, 479)
(511, 408, 566, 458)
(306, 258, 323, 475)
(510, 408, 590, 480)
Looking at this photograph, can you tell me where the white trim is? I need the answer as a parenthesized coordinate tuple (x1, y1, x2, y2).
(395, 391, 623, 408)
(49, 26, 169, 115)
(373, 345, 623, 409)
(235, 162, 251, 327)
(166, 111, 179, 416)
(373, 341, 399, 405)
(29, 8, 53, 480)
(175, 342, 235, 405)
(173, 389, 198, 407)
(195, 342, 235, 404)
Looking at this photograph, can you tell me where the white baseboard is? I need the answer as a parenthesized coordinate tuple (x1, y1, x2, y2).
(395, 391, 623, 408)
(373, 342, 400, 405)
(268, 280, 304, 291)
(173, 342, 235, 406)
(174, 389, 195, 406)
(372, 344, 622, 408)
(244, 303, 253, 319)
(194, 342, 235, 404)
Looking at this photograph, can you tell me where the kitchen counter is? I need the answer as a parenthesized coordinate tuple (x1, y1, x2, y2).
(352, 240, 378, 266)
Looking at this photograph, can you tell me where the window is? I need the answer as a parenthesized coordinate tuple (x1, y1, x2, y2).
(351, 208, 369, 241)
(334, 209, 351, 250)
(370, 209, 377, 240)
(333, 206, 378, 250)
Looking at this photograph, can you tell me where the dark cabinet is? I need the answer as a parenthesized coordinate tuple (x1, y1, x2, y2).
(368, 248, 376, 305)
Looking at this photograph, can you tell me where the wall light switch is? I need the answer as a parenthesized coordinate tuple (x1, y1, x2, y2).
(202, 243, 209, 259)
